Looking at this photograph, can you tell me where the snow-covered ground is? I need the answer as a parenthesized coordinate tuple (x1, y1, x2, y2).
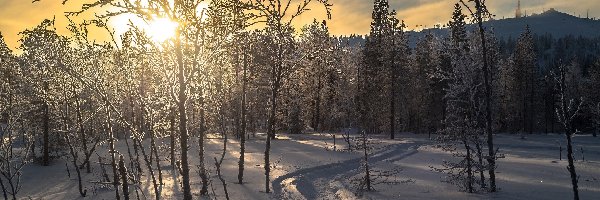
(18, 132, 600, 199)
(361, 134, 600, 200)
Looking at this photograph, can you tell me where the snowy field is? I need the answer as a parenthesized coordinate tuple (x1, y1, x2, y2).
(18, 133, 600, 200)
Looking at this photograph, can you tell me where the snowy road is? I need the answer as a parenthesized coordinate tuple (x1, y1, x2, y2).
(272, 140, 426, 199)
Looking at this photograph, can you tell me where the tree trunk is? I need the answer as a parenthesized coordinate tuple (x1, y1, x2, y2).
(558, 64, 579, 200)
(132, 137, 143, 178)
(170, 109, 176, 170)
(0, 176, 7, 200)
(215, 128, 229, 200)
(139, 80, 161, 200)
(475, 141, 486, 188)
(150, 126, 163, 185)
(545, 82, 549, 134)
(42, 83, 50, 166)
(390, 68, 396, 140)
(474, 0, 496, 191)
(175, 33, 193, 200)
(137, 136, 160, 200)
(362, 131, 371, 191)
(198, 88, 209, 195)
(75, 96, 90, 172)
(530, 75, 535, 134)
(551, 91, 555, 133)
(119, 155, 129, 200)
(107, 108, 120, 200)
(238, 51, 248, 184)
(124, 100, 136, 176)
(595, 103, 599, 137)
(7, 175, 16, 200)
(198, 130, 208, 195)
(270, 41, 283, 140)
(265, 89, 276, 193)
(66, 136, 86, 197)
(313, 74, 322, 132)
(566, 132, 580, 200)
(214, 157, 229, 200)
(122, 129, 136, 184)
(129, 98, 143, 177)
(464, 140, 473, 193)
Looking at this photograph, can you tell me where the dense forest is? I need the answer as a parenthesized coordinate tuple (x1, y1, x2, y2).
(0, 0, 599, 199)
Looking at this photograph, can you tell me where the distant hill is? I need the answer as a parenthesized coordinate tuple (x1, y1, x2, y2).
(335, 9, 600, 69)
(485, 9, 600, 39)
(405, 9, 600, 46)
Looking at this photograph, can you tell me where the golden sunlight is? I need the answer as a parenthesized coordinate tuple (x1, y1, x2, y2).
(109, 15, 178, 44)
(147, 17, 178, 42)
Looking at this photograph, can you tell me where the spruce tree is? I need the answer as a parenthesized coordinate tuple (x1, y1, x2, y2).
(359, 0, 390, 134)
(514, 26, 536, 134)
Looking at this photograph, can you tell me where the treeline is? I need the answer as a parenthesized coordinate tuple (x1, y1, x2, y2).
(346, 15, 600, 136)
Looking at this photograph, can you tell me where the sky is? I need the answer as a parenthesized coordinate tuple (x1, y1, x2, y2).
(1, 0, 599, 50)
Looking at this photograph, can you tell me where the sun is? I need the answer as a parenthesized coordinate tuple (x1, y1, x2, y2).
(109, 15, 179, 44)
(147, 17, 178, 43)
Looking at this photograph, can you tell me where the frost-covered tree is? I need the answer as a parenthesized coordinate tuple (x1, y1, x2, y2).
(435, 4, 482, 192)
(19, 19, 73, 167)
(458, 0, 497, 191)
(120, 28, 166, 200)
(331, 35, 362, 130)
(245, 0, 332, 193)
(297, 19, 334, 132)
(468, 28, 501, 190)
(64, 19, 104, 175)
(553, 61, 583, 200)
(202, 0, 257, 185)
(292, 19, 357, 133)
(66, 0, 221, 197)
(0, 32, 35, 200)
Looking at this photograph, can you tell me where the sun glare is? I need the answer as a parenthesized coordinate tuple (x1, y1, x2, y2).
(147, 17, 178, 43)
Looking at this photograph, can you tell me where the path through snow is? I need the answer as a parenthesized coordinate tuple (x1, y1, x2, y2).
(272, 140, 426, 199)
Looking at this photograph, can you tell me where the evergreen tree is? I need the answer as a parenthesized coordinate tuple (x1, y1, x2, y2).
(411, 32, 442, 133)
(449, 4, 469, 55)
(586, 60, 600, 137)
(381, 10, 409, 139)
(513, 26, 537, 134)
(359, 0, 391, 134)
(298, 19, 335, 132)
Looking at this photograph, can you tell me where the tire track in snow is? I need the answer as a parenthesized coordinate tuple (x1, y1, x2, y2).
(272, 141, 425, 199)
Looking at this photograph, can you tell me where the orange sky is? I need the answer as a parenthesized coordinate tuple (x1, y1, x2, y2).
(1, 0, 598, 50)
